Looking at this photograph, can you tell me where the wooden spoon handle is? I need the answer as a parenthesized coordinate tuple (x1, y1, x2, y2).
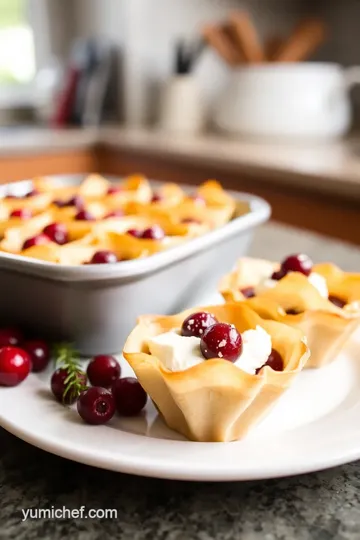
(229, 11, 265, 63)
(265, 36, 284, 62)
(202, 24, 242, 66)
(274, 19, 327, 63)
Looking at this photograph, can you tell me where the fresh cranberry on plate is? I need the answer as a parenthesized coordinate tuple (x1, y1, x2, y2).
(24, 339, 50, 372)
(181, 312, 218, 338)
(328, 295, 347, 308)
(112, 377, 147, 416)
(0, 346, 31, 386)
(89, 250, 118, 264)
(43, 223, 69, 245)
(142, 225, 165, 241)
(10, 208, 32, 220)
(22, 233, 51, 250)
(127, 228, 142, 238)
(200, 323, 243, 362)
(240, 287, 255, 298)
(87, 355, 121, 387)
(75, 210, 96, 222)
(256, 349, 284, 374)
(281, 254, 313, 277)
(51, 368, 87, 404)
(77, 387, 115, 425)
(0, 327, 23, 348)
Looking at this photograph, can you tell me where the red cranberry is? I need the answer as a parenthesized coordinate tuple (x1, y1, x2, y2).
(53, 199, 65, 208)
(51, 368, 87, 404)
(240, 287, 255, 298)
(75, 210, 96, 221)
(68, 195, 84, 209)
(25, 189, 39, 198)
(43, 223, 69, 245)
(10, 208, 32, 219)
(256, 349, 284, 374)
(281, 254, 313, 277)
(89, 250, 118, 264)
(151, 194, 162, 203)
(181, 218, 201, 225)
(200, 323, 242, 362)
(0, 327, 23, 348)
(87, 355, 121, 387)
(142, 225, 165, 241)
(77, 387, 115, 425)
(54, 195, 84, 209)
(127, 229, 142, 238)
(271, 269, 287, 281)
(107, 185, 122, 195)
(181, 312, 218, 338)
(112, 377, 147, 416)
(266, 349, 284, 371)
(329, 295, 346, 308)
(24, 339, 50, 373)
(0, 347, 31, 386)
(22, 233, 51, 250)
(105, 210, 124, 219)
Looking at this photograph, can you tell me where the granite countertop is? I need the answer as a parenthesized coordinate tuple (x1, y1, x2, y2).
(2, 126, 360, 200)
(1, 223, 360, 540)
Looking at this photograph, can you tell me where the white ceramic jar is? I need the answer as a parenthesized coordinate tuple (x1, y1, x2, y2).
(158, 75, 205, 135)
(213, 63, 360, 140)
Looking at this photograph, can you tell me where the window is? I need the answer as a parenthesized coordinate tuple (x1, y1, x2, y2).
(0, 0, 36, 86)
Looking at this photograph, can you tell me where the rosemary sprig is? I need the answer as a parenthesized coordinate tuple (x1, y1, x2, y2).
(52, 342, 87, 404)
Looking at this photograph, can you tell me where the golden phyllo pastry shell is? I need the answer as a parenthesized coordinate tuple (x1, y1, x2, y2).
(220, 258, 360, 368)
(123, 303, 309, 442)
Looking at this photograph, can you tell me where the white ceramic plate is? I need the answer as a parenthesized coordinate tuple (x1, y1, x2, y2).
(1, 333, 360, 482)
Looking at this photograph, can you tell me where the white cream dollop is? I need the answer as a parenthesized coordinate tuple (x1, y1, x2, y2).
(147, 325, 272, 375)
(234, 325, 272, 374)
(254, 272, 328, 298)
(148, 330, 203, 372)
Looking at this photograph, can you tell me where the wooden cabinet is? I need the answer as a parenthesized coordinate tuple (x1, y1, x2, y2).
(0, 144, 359, 245)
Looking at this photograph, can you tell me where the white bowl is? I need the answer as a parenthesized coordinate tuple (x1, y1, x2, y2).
(213, 63, 360, 140)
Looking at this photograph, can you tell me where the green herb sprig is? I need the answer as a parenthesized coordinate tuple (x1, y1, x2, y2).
(53, 342, 87, 404)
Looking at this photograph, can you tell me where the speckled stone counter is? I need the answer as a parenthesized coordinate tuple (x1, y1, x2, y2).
(1, 223, 360, 540)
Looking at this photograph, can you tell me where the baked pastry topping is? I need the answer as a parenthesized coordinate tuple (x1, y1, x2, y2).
(123, 303, 309, 442)
(0, 175, 241, 265)
(220, 256, 360, 369)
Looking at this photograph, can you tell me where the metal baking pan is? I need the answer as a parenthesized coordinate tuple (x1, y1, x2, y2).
(0, 175, 271, 354)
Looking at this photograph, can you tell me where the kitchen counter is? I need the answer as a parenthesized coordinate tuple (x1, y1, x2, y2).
(1, 222, 360, 540)
(2, 126, 360, 199)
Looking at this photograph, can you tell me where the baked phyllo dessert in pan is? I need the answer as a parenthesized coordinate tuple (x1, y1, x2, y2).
(0, 175, 242, 266)
(219, 255, 360, 368)
(124, 303, 309, 442)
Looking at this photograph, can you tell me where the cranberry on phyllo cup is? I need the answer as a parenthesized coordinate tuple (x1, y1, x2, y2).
(219, 255, 360, 369)
(123, 303, 309, 443)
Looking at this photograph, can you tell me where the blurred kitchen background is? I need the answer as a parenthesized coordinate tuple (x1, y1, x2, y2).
(0, 0, 359, 244)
